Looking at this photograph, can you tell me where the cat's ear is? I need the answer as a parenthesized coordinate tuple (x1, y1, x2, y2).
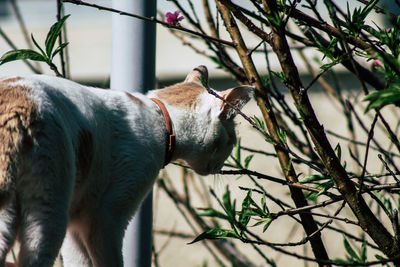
(219, 85, 254, 120)
(184, 65, 208, 86)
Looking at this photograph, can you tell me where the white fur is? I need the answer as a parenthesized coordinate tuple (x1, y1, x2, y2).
(0, 66, 253, 267)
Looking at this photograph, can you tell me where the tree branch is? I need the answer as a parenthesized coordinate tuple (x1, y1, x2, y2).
(261, 0, 399, 262)
(62, 0, 235, 47)
(215, 1, 331, 265)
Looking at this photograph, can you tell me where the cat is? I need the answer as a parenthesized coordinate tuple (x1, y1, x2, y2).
(0, 65, 253, 267)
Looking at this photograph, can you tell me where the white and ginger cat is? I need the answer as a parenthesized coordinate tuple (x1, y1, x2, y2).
(0, 65, 253, 267)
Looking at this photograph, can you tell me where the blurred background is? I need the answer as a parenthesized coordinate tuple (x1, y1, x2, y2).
(0, 0, 394, 86)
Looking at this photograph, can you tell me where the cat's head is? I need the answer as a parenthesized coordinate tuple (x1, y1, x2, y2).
(156, 65, 253, 175)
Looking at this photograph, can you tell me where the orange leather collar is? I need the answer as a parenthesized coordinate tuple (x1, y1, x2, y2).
(150, 98, 176, 167)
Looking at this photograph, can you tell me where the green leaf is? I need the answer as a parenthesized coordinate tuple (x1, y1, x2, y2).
(299, 174, 328, 184)
(0, 49, 46, 65)
(304, 192, 318, 202)
(244, 155, 254, 169)
(31, 34, 47, 57)
(335, 143, 342, 161)
(223, 161, 238, 169)
(261, 192, 268, 213)
(294, 103, 306, 121)
(343, 238, 360, 261)
(251, 216, 273, 232)
(261, 75, 271, 88)
(360, 0, 379, 20)
(327, 37, 339, 51)
(271, 71, 285, 84)
(241, 190, 252, 209)
(364, 87, 400, 112)
(264, 137, 275, 144)
(252, 218, 266, 227)
(315, 180, 334, 197)
(248, 197, 266, 217)
(302, 174, 334, 201)
(45, 14, 70, 57)
(360, 241, 367, 262)
(373, 191, 393, 216)
(307, 29, 335, 61)
(262, 217, 273, 232)
(188, 228, 240, 244)
(217, 187, 235, 220)
(239, 190, 252, 228)
(264, 11, 283, 28)
(200, 77, 208, 88)
(223, 187, 233, 214)
(375, 254, 387, 261)
(320, 59, 341, 70)
(197, 208, 228, 220)
(283, 158, 292, 172)
(252, 116, 266, 131)
(277, 128, 287, 144)
(51, 42, 69, 60)
(234, 139, 241, 167)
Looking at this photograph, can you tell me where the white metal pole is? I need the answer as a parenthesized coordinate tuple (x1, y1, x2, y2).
(111, 1, 156, 266)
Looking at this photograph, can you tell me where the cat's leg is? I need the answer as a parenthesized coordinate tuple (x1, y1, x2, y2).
(83, 175, 154, 267)
(0, 196, 17, 267)
(61, 230, 92, 267)
(16, 164, 73, 267)
(17, 196, 69, 267)
(83, 211, 125, 267)
(14, 122, 77, 267)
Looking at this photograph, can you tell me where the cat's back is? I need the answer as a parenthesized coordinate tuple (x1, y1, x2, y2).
(0, 75, 127, 195)
(0, 75, 121, 164)
(0, 75, 131, 126)
(0, 74, 158, 153)
(0, 75, 108, 110)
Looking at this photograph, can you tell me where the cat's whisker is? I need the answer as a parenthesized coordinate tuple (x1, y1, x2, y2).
(212, 173, 227, 196)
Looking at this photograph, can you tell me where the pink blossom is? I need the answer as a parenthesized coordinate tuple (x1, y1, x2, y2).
(165, 10, 184, 26)
(372, 59, 383, 68)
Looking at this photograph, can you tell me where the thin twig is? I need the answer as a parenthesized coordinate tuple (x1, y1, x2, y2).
(207, 88, 271, 139)
(358, 113, 379, 194)
(377, 112, 400, 154)
(62, 0, 235, 47)
(326, 130, 400, 159)
(154, 229, 194, 239)
(378, 154, 400, 184)
(56, 0, 67, 78)
(9, 0, 32, 50)
(221, 169, 341, 200)
(9, 0, 43, 73)
(348, 101, 400, 175)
